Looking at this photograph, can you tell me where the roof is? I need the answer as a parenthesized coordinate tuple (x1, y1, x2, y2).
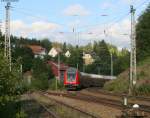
(47, 61, 68, 76)
(28, 45, 46, 54)
(50, 47, 62, 53)
(47, 61, 68, 70)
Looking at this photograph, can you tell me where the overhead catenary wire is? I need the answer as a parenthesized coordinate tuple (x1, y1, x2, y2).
(11, 7, 66, 27)
(1, 1, 149, 47)
(78, 0, 150, 34)
(9, 1, 150, 35)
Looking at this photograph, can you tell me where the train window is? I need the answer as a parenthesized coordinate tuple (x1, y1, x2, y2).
(67, 72, 76, 82)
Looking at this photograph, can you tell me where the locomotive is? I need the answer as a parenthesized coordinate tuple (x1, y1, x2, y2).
(64, 67, 116, 89)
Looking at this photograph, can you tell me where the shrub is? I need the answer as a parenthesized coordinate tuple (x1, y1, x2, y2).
(136, 84, 150, 96)
(104, 78, 129, 93)
(49, 78, 65, 90)
(30, 77, 49, 90)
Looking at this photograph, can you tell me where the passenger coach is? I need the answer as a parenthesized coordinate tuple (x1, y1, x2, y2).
(64, 67, 116, 90)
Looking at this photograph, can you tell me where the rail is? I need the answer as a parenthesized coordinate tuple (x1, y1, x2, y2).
(45, 91, 150, 114)
(39, 91, 100, 118)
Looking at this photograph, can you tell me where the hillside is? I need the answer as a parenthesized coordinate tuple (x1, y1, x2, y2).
(104, 57, 150, 96)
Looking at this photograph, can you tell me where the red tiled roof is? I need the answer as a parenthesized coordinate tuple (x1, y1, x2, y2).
(28, 45, 46, 54)
(47, 61, 68, 76)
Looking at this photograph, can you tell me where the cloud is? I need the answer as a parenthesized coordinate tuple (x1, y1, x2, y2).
(75, 18, 131, 49)
(101, 2, 114, 9)
(1, 18, 131, 49)
(1, 20, 61, 38)
(121, 0, 142, 5)
(63, 4, 90, 16)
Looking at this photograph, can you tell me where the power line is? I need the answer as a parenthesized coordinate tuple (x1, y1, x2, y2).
(11, 7, 66, 26)
(136, 0, 150, 9)
(78, 1, 150, 33)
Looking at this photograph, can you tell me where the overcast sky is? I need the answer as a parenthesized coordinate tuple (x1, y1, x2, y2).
(0, 0, 150, 49)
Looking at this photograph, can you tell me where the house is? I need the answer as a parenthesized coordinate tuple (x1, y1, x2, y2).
(65, 50, 71, 58)
(48, 47, 62, 57)
(83, 53, 94, 65)
(28, 45, 46, 59)
(47, 61, 68, 81)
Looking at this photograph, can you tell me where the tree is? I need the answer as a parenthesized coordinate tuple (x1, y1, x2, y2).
(93, 40, 111, 75)
(40, 38, 52, 52)
(0, 32, 4, 49)
(0, 50, 24, 118)
(136, 4, 150, 61)
(31, 58, 54, 90)
(62, 42, 67, 52)
(12, 47, 34, 72)
(113, 49, 130, 75)
(66, 46, 83, 70)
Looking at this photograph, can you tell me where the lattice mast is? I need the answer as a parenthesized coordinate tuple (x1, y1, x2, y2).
(129, 5, 137, 95)
(2, 0, 18, 71)
(4, 2, 11, 71)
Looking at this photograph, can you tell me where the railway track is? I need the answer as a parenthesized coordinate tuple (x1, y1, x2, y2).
(36, 100, 61, 118)
(26, 93, 61, 118)
(39, 91, 100, 118)
(45, 91, 150, 114)
(85, 88, 150, 102)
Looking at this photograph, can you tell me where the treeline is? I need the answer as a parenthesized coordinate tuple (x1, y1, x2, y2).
(0, 32, 130, 76)
(55, 40, 130, 76)
(136, 4, 150, 61)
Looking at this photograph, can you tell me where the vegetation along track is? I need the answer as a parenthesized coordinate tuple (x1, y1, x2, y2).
(45, 91, 150, 114)
(39, 91, 100, 118)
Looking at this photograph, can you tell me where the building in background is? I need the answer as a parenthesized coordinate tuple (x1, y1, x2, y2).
(47, 61, 68, 81)
(28, 45, 46, 59)
(48, 47, 62, 57)
(83, 53, 94, 65)
(65, 50, 71, 58)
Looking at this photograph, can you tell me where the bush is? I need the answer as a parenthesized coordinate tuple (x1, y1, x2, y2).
(49, 78, 65, 90)
(16, 110, 28, 118)
(136, 84, 150, 96)
(0, 51, 27, 118)
(104, 78, 129, 93)
(30, 78, 49, 90)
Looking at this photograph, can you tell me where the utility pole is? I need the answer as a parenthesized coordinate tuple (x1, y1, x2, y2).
(110, 53, 113, 79)
(73, 27, 79, 70)
(56, 54, 60, 91)
(129, 5, 136, 95)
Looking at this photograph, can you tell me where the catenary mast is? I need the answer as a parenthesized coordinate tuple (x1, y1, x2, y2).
(1, 0, 18, 71)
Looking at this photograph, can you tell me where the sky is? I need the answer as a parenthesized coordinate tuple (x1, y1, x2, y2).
(0, 0, 150, 49)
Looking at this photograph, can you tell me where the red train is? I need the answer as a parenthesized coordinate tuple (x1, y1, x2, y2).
(64, 67, 116, 89)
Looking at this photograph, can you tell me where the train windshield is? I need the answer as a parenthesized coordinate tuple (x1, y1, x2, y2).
(67, 72, 76, 82)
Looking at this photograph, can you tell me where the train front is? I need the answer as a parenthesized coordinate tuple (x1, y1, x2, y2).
(64, 67, 80, 89)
